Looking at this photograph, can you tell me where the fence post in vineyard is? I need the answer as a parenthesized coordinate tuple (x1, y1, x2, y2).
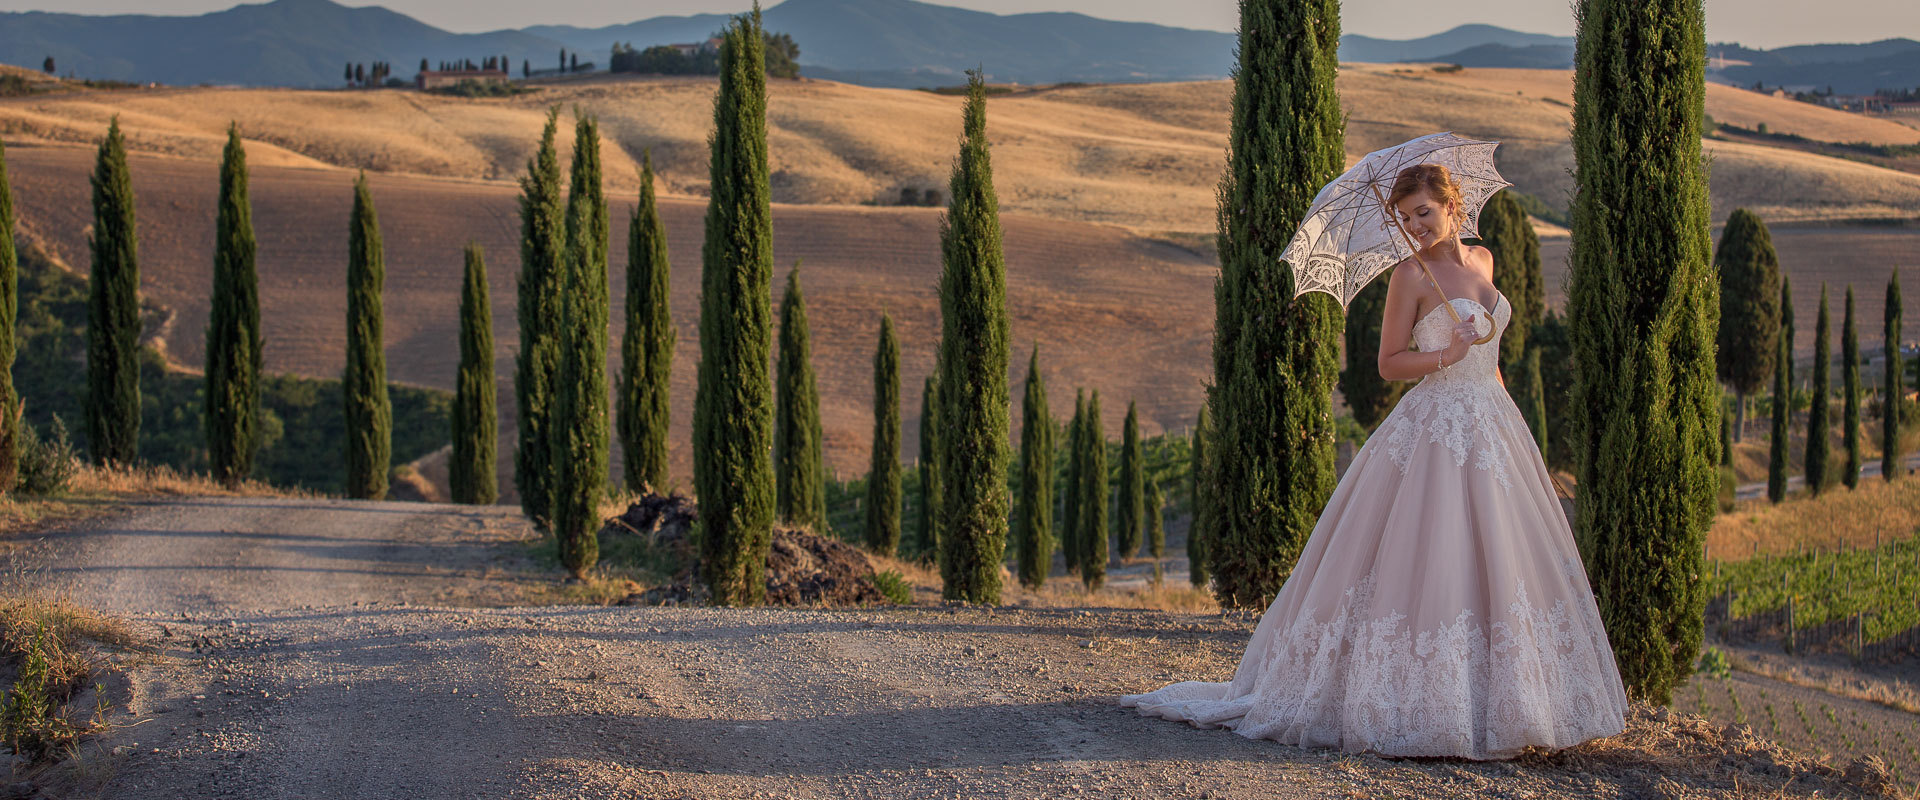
(1853, 612, 1863, 662)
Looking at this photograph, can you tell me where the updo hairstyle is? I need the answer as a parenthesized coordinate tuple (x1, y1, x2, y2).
(1386, 163, 1467, 230)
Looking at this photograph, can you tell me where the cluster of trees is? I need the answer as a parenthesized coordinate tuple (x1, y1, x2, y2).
(422, 56, 511, 74)
(0, 121, 448, 498)
(609, 31, 799, 79)
(1719, 205, 1910, 503)
(343, 62, 394, 88)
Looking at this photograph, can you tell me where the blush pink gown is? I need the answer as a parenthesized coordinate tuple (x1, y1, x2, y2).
(1122, 293, 1628, 759)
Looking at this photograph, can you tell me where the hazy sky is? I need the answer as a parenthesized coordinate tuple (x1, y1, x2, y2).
(0, 0, 1913, 49)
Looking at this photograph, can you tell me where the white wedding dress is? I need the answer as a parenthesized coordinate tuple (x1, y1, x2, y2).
(1122, 293, 1628, 760)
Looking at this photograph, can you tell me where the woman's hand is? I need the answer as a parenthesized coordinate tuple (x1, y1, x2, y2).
(1442, 314, 1479, 367)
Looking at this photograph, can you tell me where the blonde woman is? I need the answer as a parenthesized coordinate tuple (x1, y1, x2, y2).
(1122, 164, 1628, 759)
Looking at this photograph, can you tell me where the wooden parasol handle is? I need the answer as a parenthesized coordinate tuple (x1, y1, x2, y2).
(1368, 183, 1496, 346)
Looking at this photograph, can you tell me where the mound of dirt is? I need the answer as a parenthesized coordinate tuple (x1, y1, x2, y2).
(604, 495, 884, 607)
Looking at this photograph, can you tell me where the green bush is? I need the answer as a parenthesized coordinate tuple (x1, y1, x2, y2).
(1696, 646, 1732, 680)
(15, 416, 77, 496)
(870, 570, 912, 605)
(427, 79, 535, 98)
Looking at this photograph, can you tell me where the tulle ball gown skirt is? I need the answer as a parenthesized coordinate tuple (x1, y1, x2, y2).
(1122, 361, 1629, 759)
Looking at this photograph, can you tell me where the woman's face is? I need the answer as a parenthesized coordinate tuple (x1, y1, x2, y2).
(1393, 189, 1456, 249)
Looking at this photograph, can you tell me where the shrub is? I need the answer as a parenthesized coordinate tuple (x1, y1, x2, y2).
(870, 569, 912, 605)
(15, 416, 77, 496)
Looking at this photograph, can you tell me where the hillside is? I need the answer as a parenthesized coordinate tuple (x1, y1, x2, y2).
(4, 67, 1918, 236)
(1, 144, 1215, 494)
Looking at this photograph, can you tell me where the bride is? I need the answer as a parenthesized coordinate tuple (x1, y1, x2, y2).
(1122, 164, 1628, 759)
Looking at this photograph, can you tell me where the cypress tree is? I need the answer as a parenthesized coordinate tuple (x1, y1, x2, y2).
(1769, 328, 1790, 503)
(343, 172, 391, 500)
(1188, 404, 1212, 588)
(693, 8, 776, 606)
(1781, 275, 1796, 392)
(1208, 0, 1345, 609)
(936, 71, 1012, 604)
(1060, 390, 1084, 574)
(86, 117, 141, 467)
(1523, 349, 1548, 452)
(775, 266, 826, 531)
(1807, 285, 1831, 495)
(0, 139, 19, 492)
(1568, 0, 1717, 703)
(1014, 345, 1053, 587)
(451, 243, 497, 505)
(1079, 391, 1108, 591)
(551, 113, 610, 578)
(1843, 286, 1861, 489)
(618, 150, 673, 494)
(1339, 278, 1403, 430)
(1116, 400, 1144, 560)
(1719, 403, 1733, 467)
(1884, 269, 1903, 482)
(516, 109, 565, 528)
(865, 315, 902, 556)
(915, 373, 942, 564)
(1481, 189, 1546, 435)
(1714, 209, 1782, 442)
(1146, 479, 1164, 561)
(205, 125, 260, 488)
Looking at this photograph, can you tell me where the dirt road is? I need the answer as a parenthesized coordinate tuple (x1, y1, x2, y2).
(11, 498, 1893, 799)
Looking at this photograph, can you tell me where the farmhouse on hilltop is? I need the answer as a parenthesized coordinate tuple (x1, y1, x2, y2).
(416, 67, 508, 90)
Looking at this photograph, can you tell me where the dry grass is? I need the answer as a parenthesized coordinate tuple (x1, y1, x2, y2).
(1708, 475, 1920, 562)
(866, 552, 1220, 613)
(5, 68, 1916, 237)
(1530, 703, 1906, 798)
(0, 463, 305, 539)
(1724, 646, 1920, 716)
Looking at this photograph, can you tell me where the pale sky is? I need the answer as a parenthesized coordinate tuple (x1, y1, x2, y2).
(0, 0, 1913, 49)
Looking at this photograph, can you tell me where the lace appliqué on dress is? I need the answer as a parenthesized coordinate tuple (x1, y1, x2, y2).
(1251, 569, 1622, 758)
(1377, 295, 1519, 491)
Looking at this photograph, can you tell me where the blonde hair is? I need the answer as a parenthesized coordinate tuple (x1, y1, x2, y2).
(1387, 163, 1467, 230)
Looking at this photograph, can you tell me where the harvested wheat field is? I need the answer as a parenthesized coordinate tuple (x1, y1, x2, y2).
(5, 68, 1919, 235)
(2, 143, 1215, 495)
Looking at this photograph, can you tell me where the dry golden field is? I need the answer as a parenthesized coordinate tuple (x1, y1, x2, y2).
(6, 68, 1920, 493)
(5, 67, 1919, 236)
(2, 144, 1215, 493)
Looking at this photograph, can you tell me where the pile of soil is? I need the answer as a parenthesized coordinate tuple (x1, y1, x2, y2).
(604, 495, 884, 607)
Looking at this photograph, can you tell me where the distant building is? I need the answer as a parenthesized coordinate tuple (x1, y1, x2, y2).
(417, 68, 508, 90)
(668, 38, 724, 58)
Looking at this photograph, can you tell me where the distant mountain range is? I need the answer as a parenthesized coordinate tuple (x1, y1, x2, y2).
(0, 0, 1907, 93)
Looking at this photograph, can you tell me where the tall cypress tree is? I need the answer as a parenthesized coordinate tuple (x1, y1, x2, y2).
(1769, 328, 1790, 503)
(516, 109, 565, 528)
(694, 9, 776, 606)
(205, 125, 260, 488)
(451, 243, 497, 505)
(1147, 479, 1165, 562)
(1079, 391, 1108, 591)
(1714, 209, 1782, 442)
(1188, 404, 1212, 588)
(1843, 286, 1861, 489)
(1807, 285, 1831, 495)
(866, 315, 902, 556)
(1116, 400, 1144, 560)
(87, 117, 141, 467)
(0, 139, 20, 492)
(343, 172, 391, 500)
(1781, 276, 1796, 392)
(1060, 390, 1084, 574)
(1481, 189, 1546, 435)
(1884, 269, 1903, 482)
(551, 113, 610, 578)
(775, 266, 827, 531)
(1208, 0, 1345, 609)
(1568, 0, 1717, 703)
(618, 150, 673, 494)
(1523, 349, 1548, 452)
(1339, 279, 1403, 430)
(936, 72, 1012, 605)
(915, 373, 942, 564)
(1014, 345, 1053, 587)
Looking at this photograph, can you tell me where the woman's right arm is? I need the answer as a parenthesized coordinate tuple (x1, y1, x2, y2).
(1375, 263, 1472, 381)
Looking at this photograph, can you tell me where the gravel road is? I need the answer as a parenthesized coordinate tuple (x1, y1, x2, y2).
(10, 497, 1892, 799)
